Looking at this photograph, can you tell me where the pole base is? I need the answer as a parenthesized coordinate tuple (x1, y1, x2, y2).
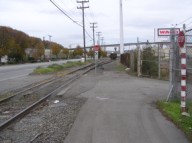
(181, 112, 190, 117)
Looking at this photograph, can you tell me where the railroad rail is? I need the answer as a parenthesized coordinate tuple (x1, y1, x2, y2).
(0, 62, 94, 104)
(0, 59, 112, 131)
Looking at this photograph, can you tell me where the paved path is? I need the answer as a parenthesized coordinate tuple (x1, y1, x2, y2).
(64, 62, 189, 143)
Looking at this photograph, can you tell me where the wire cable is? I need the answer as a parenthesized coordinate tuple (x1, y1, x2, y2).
(50, 0, 82, 27)
(176, 16, 192, 26)
(50, 0, 93, 40)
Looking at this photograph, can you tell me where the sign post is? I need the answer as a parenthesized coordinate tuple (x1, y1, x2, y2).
(94, 45, 100, 73)
(178, 29, 188, 116)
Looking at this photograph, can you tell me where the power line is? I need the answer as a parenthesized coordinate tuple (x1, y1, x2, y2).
(50, 0, 82, 27)
(50, 0, 92, 40)
(176, 16, 192, 26)
(186, 21, 192, 27)
(58, 0, 81, 21)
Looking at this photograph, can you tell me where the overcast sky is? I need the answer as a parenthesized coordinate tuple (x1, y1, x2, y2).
(0, 0, 192, 48)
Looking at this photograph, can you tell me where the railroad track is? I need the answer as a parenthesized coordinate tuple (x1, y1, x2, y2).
(0, 59, 111, 131)
(0, 62, 95, 104)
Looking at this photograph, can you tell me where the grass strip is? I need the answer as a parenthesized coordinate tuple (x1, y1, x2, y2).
(116, 62, 127, 72)
(157, 100, 192, 142)
(33, 61, 86, 74)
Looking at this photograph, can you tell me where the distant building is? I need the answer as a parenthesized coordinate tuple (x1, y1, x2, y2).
(1, 55, 8, 63)
(45, 49, 51, 59)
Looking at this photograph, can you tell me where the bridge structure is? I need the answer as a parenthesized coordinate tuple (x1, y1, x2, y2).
(68, 41, 171, 53)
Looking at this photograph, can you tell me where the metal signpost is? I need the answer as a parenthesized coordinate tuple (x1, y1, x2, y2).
(94, 45, 100, 73)
(178, 28, 189, 116)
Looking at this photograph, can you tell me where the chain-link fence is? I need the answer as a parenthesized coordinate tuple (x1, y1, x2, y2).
(172, 32, 180, 98)
(120, 42, 170, 79)
(186, 29, 192, 100)
(172, 28, 192, 100)
(140, 43, 169, 79)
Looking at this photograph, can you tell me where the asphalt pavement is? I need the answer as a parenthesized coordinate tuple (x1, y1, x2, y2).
(0, 59, 81, 93)
(64, 61, 189, 143)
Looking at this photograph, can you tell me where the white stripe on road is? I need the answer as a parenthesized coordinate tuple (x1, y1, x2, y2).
(96, 97, 109, 100)
(0, 74, 28, 82)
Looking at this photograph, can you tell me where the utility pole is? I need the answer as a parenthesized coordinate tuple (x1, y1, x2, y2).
(101, 37, 104, 45)
(158, 43, 161, 79)
(137, 37, 141, 77)
(119, 0, 124, 54)
(101, 37, 104, 51)
(90, 22, 97, 46)
(48, 35, 52, 60)
(77, 0, 89, 62)
(42, 37, 46, 60)
(96, 32, 101, 45)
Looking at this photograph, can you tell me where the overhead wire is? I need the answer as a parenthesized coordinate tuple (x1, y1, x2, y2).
(50, 0, 82, 27)
(87, 2, 104, 43)
(176, 16, 192, 27)
(58, 0, 80, 20)
(50, 0, 93, 40)
(186, 21, 192, 27)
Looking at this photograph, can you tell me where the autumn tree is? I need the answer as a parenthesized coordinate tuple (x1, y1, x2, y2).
(35, 41, 44, 59)
(73, 46, 83, 57)
(29, 37, 45, 60)
(87, 49, 94, 58)
(7, 38, 24, 62)
(52, 43, 61, 58)
(0, 27, 9, 62)
(62, 48, 69, 59)
(100, 50, 107, 57)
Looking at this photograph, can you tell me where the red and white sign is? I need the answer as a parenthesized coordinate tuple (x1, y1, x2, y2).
(179, 30, 187, 114)
(178, 31, 185, 48)
(93, 45, 100, 51)
(158, 28, 180, 36)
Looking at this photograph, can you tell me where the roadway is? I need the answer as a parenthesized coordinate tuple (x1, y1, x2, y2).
(0, 59, 81, 93)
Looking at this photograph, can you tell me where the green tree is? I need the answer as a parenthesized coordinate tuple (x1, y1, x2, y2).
(141, 46, 158, 76)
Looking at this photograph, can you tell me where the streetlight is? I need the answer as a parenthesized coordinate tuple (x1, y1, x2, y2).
(119, 0, 124, 54)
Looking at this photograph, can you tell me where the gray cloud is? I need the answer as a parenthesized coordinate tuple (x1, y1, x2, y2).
(0, 0, 192, 47)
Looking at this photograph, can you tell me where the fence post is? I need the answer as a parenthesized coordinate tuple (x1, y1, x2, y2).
(130, 51, 134, 71)
(137, 37, 141, 77)
(169, 28, 174, 97)
(158, 44, 161, 79)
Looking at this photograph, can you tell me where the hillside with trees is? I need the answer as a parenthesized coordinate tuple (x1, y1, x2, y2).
(0, 26, 68, 63)
(0, 26, 107, 64)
